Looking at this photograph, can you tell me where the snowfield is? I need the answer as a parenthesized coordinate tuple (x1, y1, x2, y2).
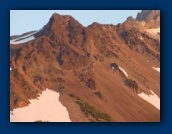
(10, 31, 37, 44)
(153, 67, 160, 72)
(10, 36, 35, 44)
(119, 67, 128, 77)
(10, 88, 71, 122)
(138, 90, 160, 110)
(10, 28, 43, 44)
(146, 27, 160, 35)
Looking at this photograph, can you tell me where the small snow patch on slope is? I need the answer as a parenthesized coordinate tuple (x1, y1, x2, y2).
(139, 36, 143, 40)
(146, 27, 160, 35)
(10, 88, 71, 122)
(10, 28, 43, 44)
(10, 36, 35, 44)
(153, 67, 160, 72)
(138, 90, 160, 110)
(119, 67, 128, 77)
(10, 31, 37, 44)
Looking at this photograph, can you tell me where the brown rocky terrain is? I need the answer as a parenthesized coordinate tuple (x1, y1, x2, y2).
(10, 10, 160, 122)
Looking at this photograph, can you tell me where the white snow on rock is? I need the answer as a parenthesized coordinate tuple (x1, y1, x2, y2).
(10, 28, 43, 45)
(10, 88, 71, 122)
(146, 27, 160, 35)
(10, 31, 38, 44)
(10, 36, 35, 44)
(10, 67, 12, 71)
(139, 36, 143, 40)
(138, 90, 160, 110)
(119, 67, 128, 77)
(153, 67, 160, 72)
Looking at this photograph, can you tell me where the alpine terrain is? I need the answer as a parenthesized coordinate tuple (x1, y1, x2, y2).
(10, 10, 160, 122)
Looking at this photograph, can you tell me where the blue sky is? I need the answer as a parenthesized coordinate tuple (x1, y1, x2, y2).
(10, 10, 141, 36)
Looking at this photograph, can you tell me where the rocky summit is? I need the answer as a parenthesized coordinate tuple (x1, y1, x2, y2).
(10, 10, 160, 122)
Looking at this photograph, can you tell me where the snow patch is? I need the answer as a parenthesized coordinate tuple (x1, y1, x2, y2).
(146, 27, 160, 35)
(10, 88, 71, 122)
(119, 67, 128, 77)
(10, 28, 43, 44)
(10, 67, 12, 71)
(153, 67, 160, 72)
(139, 36, 143, 40)
(10, 36, 35, 44)
(138, 90, 160, 110)
(10, 30, 37, 44)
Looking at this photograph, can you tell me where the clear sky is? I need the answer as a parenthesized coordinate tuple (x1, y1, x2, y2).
(10, 10, 141, 36)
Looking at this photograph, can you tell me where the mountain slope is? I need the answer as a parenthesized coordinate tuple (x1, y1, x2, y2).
(10, 10, 160, 122)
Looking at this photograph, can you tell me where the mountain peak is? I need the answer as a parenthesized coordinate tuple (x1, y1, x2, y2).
(49, 13, 72, 26)
(35, 13, 83, 39)
(50, 13, 80, 24)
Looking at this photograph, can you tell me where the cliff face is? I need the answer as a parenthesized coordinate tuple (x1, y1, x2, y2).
(10, 11, 160, 122)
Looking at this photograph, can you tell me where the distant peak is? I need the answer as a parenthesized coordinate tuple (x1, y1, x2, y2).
(136, 10, 160, 21)
(136, 10, 160, 28)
